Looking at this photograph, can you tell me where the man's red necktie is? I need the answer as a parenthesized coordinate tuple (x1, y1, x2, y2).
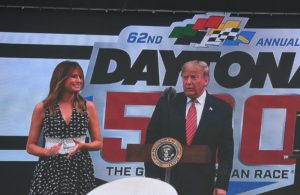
(186, 100, 197, 145)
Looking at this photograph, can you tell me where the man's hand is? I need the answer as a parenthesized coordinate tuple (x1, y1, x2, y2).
(213, 188, 227, 195)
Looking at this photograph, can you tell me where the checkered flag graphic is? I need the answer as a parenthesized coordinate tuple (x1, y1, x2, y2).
(206, 28, 239, 45)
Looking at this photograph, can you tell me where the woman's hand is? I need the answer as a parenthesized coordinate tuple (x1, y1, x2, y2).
(46, 143, 62, 157)
(67, 139, 82, 157)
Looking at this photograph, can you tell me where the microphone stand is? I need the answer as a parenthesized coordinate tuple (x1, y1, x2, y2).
(163, 87, 176, 183)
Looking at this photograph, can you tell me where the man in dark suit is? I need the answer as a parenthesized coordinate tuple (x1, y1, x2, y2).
(145, 60, 234, 195)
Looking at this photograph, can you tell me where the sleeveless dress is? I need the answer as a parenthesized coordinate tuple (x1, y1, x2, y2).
(29, 104, 96, 195)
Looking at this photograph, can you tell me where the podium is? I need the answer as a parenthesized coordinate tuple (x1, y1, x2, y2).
(126, 142, 212, 183)
(126, 144, 211, 163)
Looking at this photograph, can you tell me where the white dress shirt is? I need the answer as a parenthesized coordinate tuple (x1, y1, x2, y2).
(185, 91, 207, 127)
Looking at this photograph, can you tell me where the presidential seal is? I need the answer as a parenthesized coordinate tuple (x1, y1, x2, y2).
(151, 137, 183, 168)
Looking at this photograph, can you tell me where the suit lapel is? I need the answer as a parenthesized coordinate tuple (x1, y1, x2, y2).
(170, 93, 187, 143)
(193, 93, 214, 144)
(172, 93, 215, 144)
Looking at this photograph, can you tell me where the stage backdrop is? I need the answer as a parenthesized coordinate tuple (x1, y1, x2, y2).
(0, 10, 300, 194)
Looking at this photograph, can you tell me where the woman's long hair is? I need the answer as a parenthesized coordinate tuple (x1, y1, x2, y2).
(43, 61, 86, 115)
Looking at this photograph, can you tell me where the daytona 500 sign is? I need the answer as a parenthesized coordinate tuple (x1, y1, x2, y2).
(81, 13, 299, 194)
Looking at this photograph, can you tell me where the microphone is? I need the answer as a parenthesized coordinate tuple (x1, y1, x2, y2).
(163, 87, 177, 102)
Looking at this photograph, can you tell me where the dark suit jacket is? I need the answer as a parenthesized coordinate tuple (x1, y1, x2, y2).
(145, 92, 233, 195)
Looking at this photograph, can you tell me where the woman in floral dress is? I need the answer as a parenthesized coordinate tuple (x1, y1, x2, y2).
(26, 60, 102, 195)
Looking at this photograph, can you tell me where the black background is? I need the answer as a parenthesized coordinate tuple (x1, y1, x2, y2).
(1, 0, 300, 13)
